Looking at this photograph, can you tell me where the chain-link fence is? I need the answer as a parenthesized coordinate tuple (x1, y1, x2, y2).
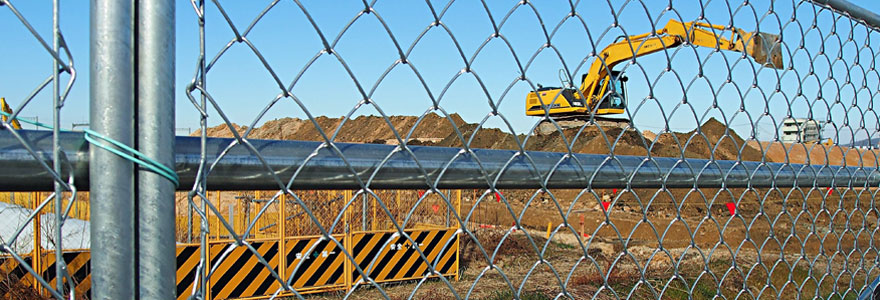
(180, 0, 880, 299)
(3, 0, 880, 299)
(0, 0, 79, 299)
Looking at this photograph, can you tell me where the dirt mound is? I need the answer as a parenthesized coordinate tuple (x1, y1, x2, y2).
(675, 118, 764, 161)
(750, 140, 880, 166)
(191, 122, 247, 138)
(192, 113, 466, 144)
(193, 115, 869, 164)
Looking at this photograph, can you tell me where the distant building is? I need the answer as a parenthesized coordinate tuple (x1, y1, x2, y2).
(781, 118, 822, 143)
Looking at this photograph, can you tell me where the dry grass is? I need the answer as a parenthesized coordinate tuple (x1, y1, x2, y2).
(299, 226, 875, 299)
(0, 272, 51, 300)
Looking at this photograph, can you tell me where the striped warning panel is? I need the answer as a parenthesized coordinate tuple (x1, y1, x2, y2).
(0, 255, 33, 298)
(40, 251, 92, 298)
(176, 245, 200, 300)
(284, 236, 346, 290)
(351, 229, 457, 283)
(208, 241, 281, 299)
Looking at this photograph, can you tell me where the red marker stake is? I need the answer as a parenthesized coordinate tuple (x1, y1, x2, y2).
(725, 202, 736, 216)
(579, 214, 585, 238)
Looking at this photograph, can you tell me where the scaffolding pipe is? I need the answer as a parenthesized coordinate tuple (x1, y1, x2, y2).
(2, 130, 877, 191)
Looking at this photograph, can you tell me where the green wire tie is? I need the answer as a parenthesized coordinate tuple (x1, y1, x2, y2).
(1, 110, 180, 187)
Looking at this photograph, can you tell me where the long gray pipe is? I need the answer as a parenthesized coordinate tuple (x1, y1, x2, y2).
(1, 130, 877, 191)
(811, 0, 880, 30)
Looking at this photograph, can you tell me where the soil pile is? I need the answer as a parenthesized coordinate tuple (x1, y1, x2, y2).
(652, 118, 764, 161)
(750, 140, 880, 166)
(191, 113, 466, 144)
(431, 116, 762, 160)
(191, 115, 832, 163)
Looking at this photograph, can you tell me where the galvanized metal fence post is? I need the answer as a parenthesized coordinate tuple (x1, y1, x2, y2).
(89, 0, 135, 298)
(136, 0, 175, 298)
(51, 0, 64, 294)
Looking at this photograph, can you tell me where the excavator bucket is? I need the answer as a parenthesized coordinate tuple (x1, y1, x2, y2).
(745, 32, 784, 69)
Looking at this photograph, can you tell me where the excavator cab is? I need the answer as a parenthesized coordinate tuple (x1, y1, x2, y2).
(525, 71, 627, 117)
(594, 71, 628, 113)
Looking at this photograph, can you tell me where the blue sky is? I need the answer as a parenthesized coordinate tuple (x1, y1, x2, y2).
(2, 1, 880, 144)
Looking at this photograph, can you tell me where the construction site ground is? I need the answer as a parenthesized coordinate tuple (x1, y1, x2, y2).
(188, 114, 880, 299)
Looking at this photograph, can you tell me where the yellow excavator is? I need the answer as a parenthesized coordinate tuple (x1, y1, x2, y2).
(1, 97, 22, 130)
(526, 19, 784, 130)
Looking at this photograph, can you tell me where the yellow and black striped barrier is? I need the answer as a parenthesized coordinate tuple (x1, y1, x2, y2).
(284, 235, 346, 291)
(176, 245, 200, 300)
(0, 228, 457, 299)
(0, 251, 91, 298)
(41, 251, 92, 296)
(208, 241, 281, 299)
(351, 229, 458, 283)
(44, 251, 91, 296)
(0, 255, 33, 298)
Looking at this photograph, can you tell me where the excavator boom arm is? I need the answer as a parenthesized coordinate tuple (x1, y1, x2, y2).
(578, 19, 783, 106)
(524, 19, 783, 123)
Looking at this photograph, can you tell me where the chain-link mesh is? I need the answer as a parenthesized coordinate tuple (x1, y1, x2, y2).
(2, 0, 880, 299)
(0, 0, 78, 299)
(178, 0, 880, 299)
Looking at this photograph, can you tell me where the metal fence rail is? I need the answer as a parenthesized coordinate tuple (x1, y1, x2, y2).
(1, 130, 878, 191)
(2, 0, 880, 299)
